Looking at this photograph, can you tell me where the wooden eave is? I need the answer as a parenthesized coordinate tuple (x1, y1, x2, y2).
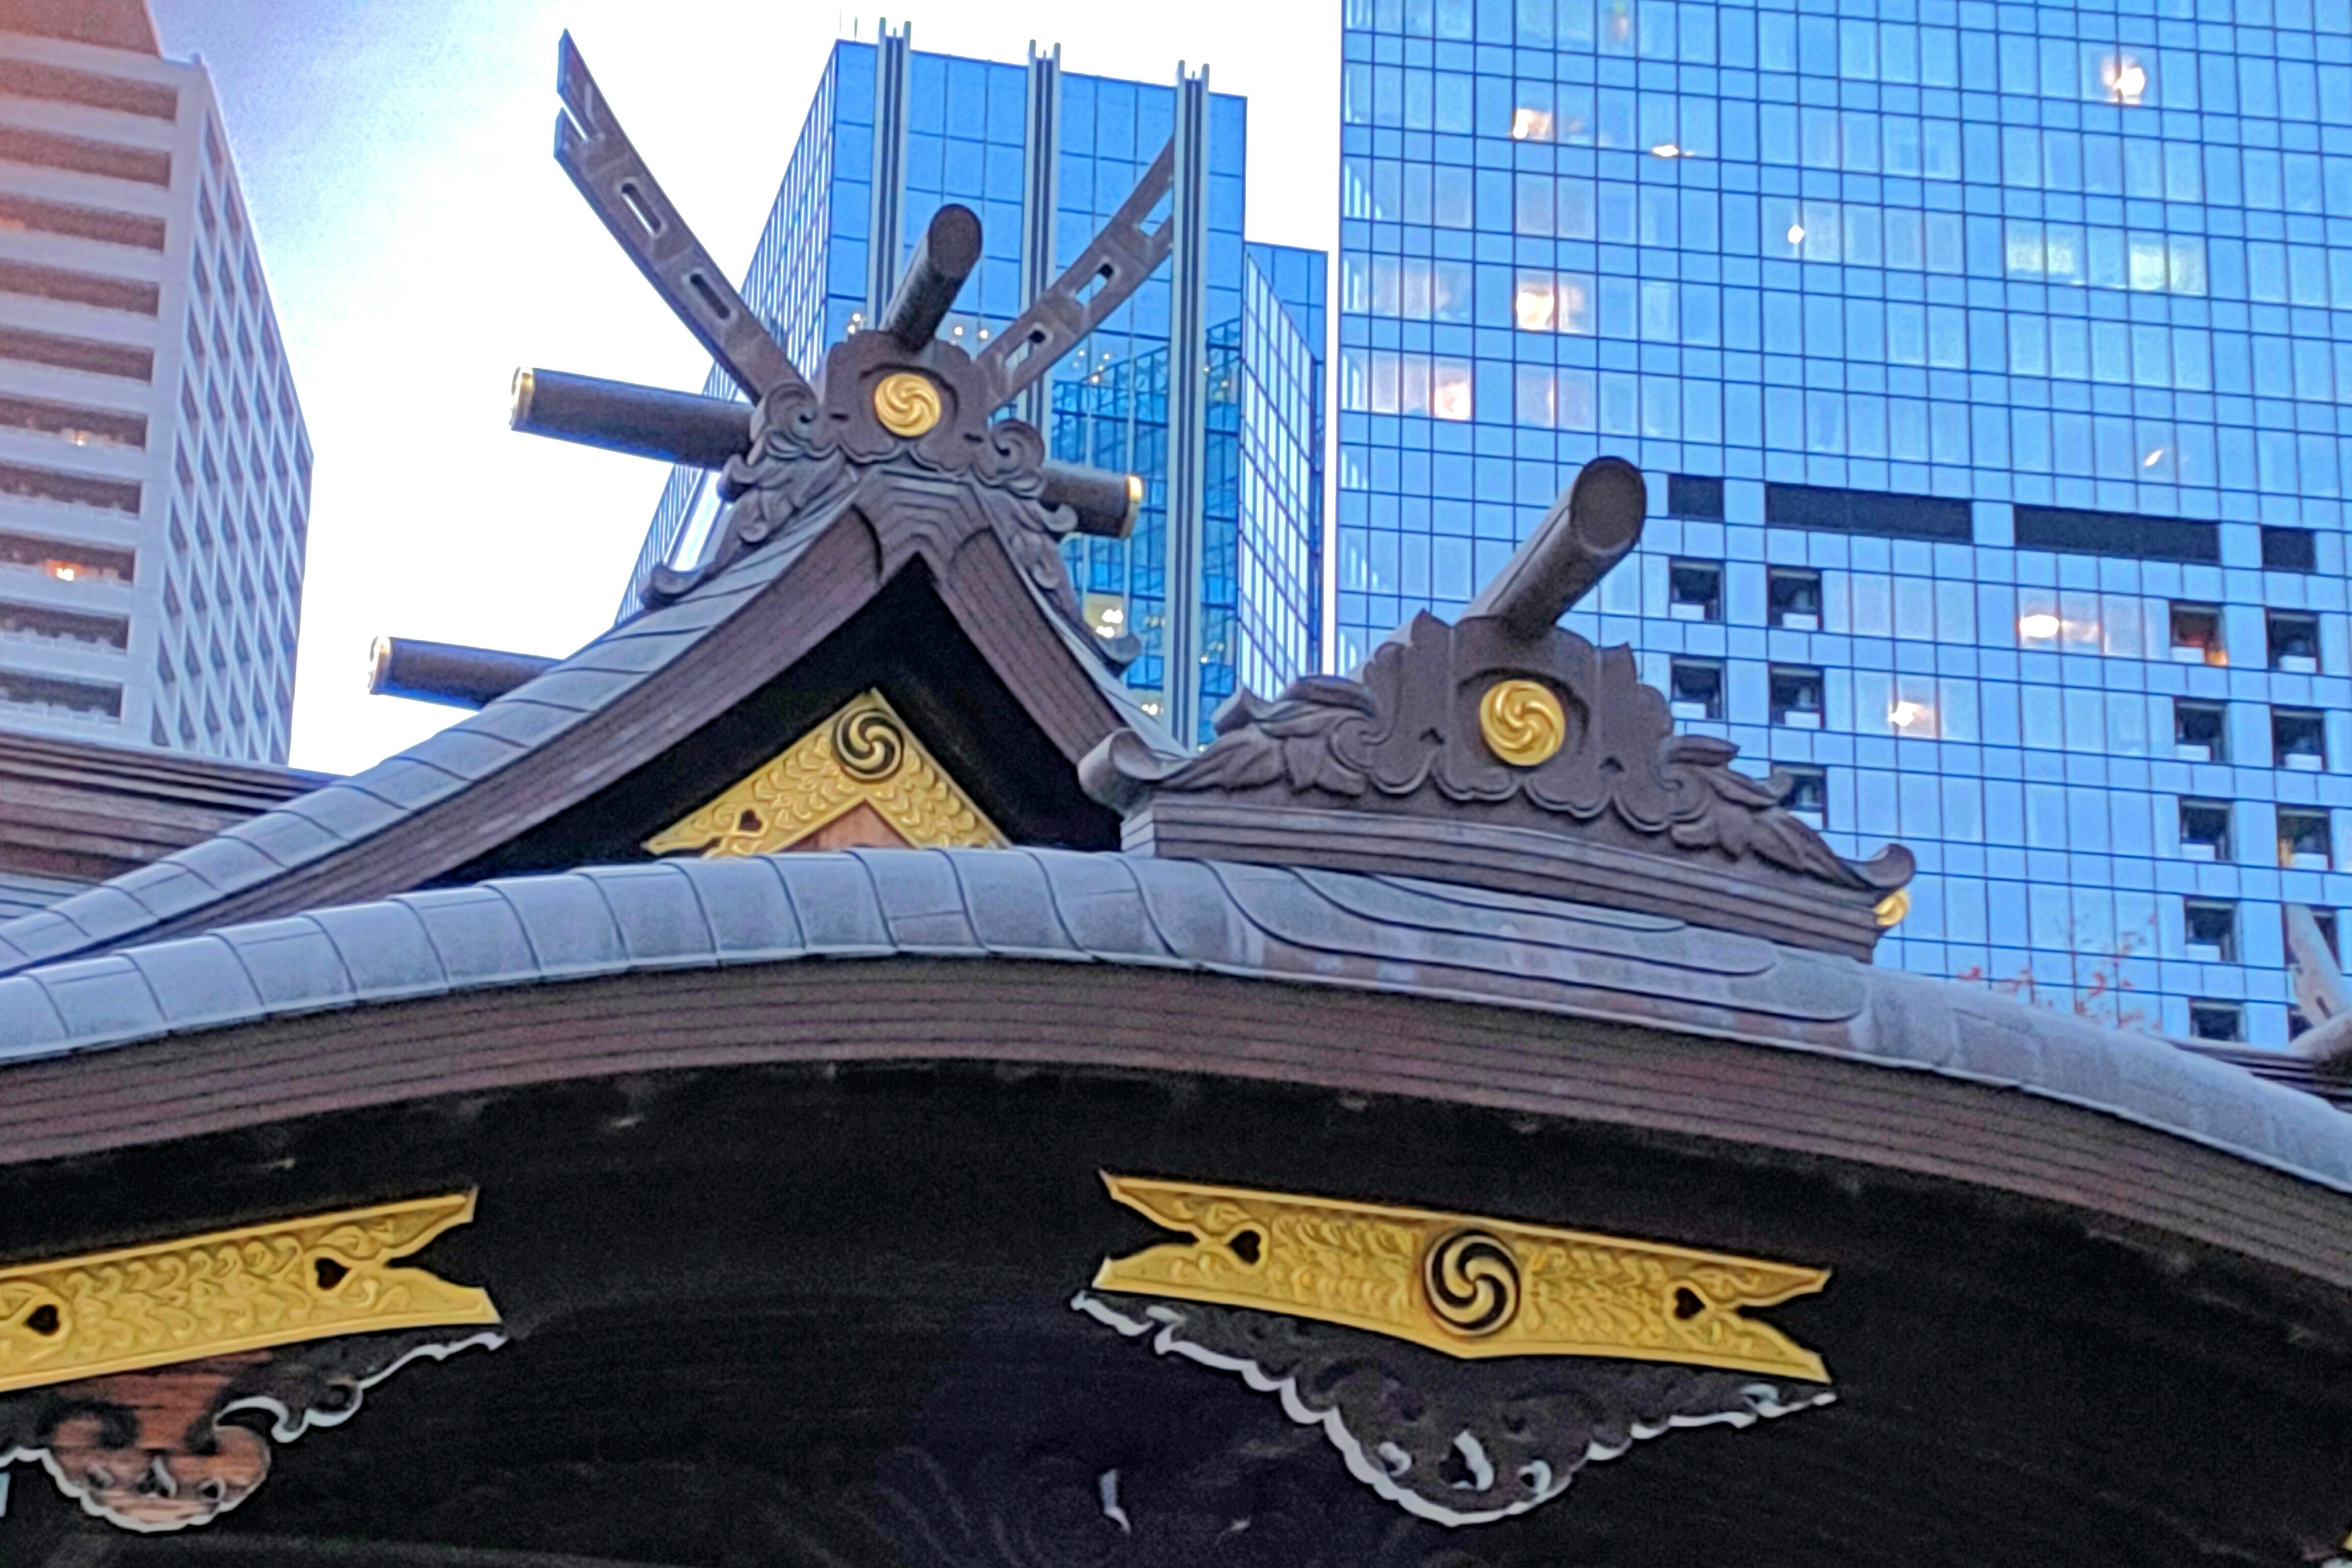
(0, 732, 330, 884)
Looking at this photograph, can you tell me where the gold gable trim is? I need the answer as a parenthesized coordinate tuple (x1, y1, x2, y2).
(1093, 1174, 1830, 1382)
(0, 1193, 500, 1396)
(644, 688, 1006, 858)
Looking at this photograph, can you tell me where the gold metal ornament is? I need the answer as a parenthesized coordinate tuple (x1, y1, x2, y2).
(0, 1193, 499, 1396)
(872, 371, 942, 436)
(644, 688, 1005, 858)
(1874, 888, 1911, 927)
(1477, 678, 1566, 767)
(1093, 1174, 1830, 1381)
(1422, 1229, 1520, 1338)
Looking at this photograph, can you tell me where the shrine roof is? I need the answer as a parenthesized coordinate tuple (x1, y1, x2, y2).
(2, 845, 2348, 1205)
(0, 481, 1166, 979)
(0, 532, 810, 976)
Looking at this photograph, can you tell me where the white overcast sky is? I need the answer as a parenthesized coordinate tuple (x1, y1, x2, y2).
(146, 1, 1338, 776)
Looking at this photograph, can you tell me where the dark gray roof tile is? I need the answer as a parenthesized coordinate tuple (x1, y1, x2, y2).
(669, 856, 806, 962)
(563, 634, 702, 674)
(48, 884, 159, 945)
(496, 668, 646, 710)
(170, 834, 294, 895)
(1298, 867, 1777, 978)
(770, 856, 894, 954)
(402, 726, 528, 782)
(219, 916, 357, 1011)
(1126, 856, 1255, 965)
(304, 900, 450, 1003)
(574, 863, 715, 969)
(456, 699, 587, 750)
(217, 809, 349, 872)
(391, 887, 538, 990)
(850, 849, 977, 950)
(619, 586, 756, 634)
(1035, 852, 1174, 959)
(486, 873, 627, 981)
(944, 850, 1070, 957)
(273, 784, 410, 846)
(123, 935, 263, 1031)
(107, 861, 222, 924)
(337, 761, 467, 815)
(28, 954, 163, 1041)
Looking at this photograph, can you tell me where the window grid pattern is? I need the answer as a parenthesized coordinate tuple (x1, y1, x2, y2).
(1237, 245, 1328, 696)
(1340, 0, 2352, 1046)
(0, 36, 307, 764)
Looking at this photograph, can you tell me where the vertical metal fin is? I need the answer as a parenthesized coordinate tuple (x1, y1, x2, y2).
(1161, 67, 1212, 747)
(864, 22, 914, 330)
(1016, 42, 1065, 431)
(552, 32, 805, 401)
(973, 137, 1178, 410)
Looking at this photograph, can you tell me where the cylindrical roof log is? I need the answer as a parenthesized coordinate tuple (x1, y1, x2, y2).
(1039, 460, 1142, 540)
(369, 637, 557, 710)
(877, 204, 983, 352)
(510, 368, 753, 469)
(1464, 456, 1647, 639)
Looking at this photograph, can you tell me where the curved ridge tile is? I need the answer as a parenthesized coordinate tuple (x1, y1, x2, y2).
(1125, 856, 1262, 970)
(404, 726, 528, 783)
(47, 884, 157, 946)
(336, 760, 466, 814)
(579, 863, 720, 970)
(1370, 874, 1685, 932)
(1295, 867, 1777, 976)
(671, 856, 807, 963)
(851, 850, 979, 952)
(306, 899, 451, 1005)
(0, 911, 87, 968)
(0, 973, 70, 1058)
(941, 850, 1073, 959)
(1034, 851, 1177, 961)
(1215, 862, 1863, 1026)
(124, 935, 265, 1034)
(768, 856, 894, 954)
(218, 809, 349, 873)
(0, 849, 2344, 1204)
(394, 886, 541, 992)
(170, 834, 290, 894)
(218, 916, 358, 1013)
(485, 872, 629, 982)
(28, 954, 163, 1044)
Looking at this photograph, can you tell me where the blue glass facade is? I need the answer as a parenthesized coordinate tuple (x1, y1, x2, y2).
(622, 41, 1325, 736)
(1339, 0, 2352, 1045)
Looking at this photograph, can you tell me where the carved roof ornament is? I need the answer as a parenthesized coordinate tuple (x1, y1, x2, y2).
(536, 35, 1170, 665)
(1082, 457, 1916, 959)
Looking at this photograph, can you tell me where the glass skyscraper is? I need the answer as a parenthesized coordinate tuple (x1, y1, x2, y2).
(1340, 0, 2352, 1046)
(620, 35, 1325, 738)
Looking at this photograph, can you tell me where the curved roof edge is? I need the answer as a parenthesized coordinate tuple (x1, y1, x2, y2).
(0, 847, 2346, 1201)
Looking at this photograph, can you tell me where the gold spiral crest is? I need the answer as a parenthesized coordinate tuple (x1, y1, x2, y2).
(832, 707, 906, 782)
(1477, 678, 1566, 767)
(1422, 1228, 1520, 1338)
(872, 371, 942, 436)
